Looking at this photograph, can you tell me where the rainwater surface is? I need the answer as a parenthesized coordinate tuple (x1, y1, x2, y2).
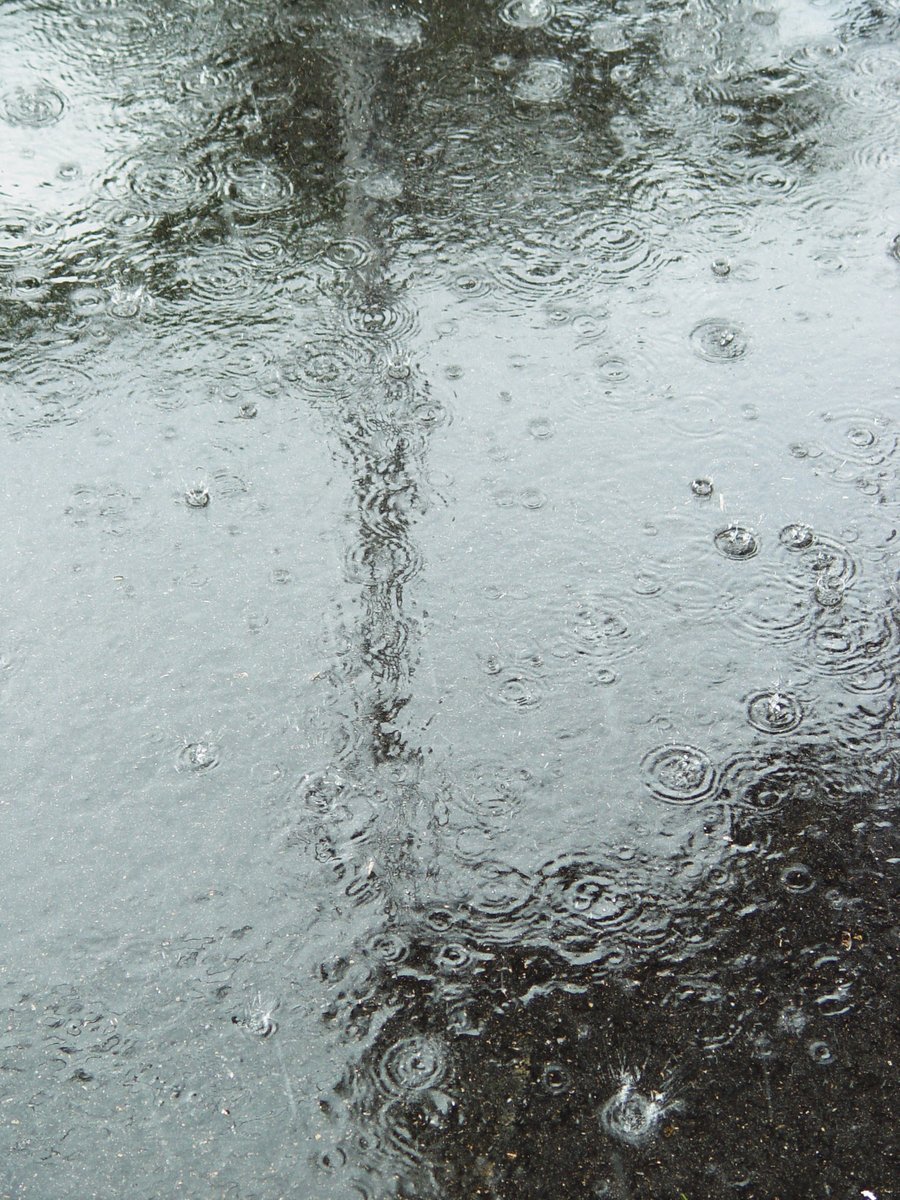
(0, 1, 898, 1197)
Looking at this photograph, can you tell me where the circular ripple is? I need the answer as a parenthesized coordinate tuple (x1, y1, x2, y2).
(538, 855, 646, 963)
(714, 525, 759, 560)
(819, 409, 896, 466)
(458, 761, 537, 826)
(582, 215, 665, 286)
(320, 237, 376, 272)
(341, 297, 417, 340)
(642, 744, 718, 805)
(724, 754, 837, 816)
(557, 592, 638, 663)
(377, 1035, 448, 1095)
(491, 231, 585, 306)
(463, 863, 537, 943)
(1, 81, 65, 127)
(690, 319, 748, 362)
(119, 154, 216, 214)
(223, 156, 293, 213)
(811, 594, 900, 680)
(489, 668, 545, 710)
(511, 59, 573, 106)
(746, 690, 803, 734)
(283, 337, 375, 403)
(500, 0, 556, 28)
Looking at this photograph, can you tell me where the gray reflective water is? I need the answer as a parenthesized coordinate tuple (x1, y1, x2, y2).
(1, 0, 898, 1196)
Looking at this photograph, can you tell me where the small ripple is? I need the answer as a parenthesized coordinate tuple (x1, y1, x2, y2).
(343, 535, 424, 588)
(642, 744, 718, 805)
(724, 754, 839, 816)
(222, 155, 293, 213)
(691, 319, 749, 362)
(0, 358, 94, 439)
(490, 231, 586, 306)
(780, 863, 815, 894)
(746, 690, 803, 734)
(582, 214, 666, 286)
(111, 153, 217, 215)
(363, 931, 409, 966)
(319, 237, 376, 272)
(510, 58, 573, 107)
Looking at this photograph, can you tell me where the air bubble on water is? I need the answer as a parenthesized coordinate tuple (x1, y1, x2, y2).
(691, 477, 714, 497)
(540, 1063, 573, 1095)
(780, 863, 815, 893)
(808, 1040, 833, 1064)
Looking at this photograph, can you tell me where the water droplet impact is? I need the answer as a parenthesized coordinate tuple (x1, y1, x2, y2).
(377, 1035, 448, 1095)
(177, 741, 220, 772)
(511, 59, 572, 106)
(690, 319, 748, 362)
(237, 401, 257, 419)
(500, 0, 556, 29)
(779, 523, 815, 551)
(1, 82, 66, 127)
(711, 258, 732, 277)
(714, 525, 759, 559)
(185, 485, 209, 508)
(691, 477, 714, 497)
(746, 691, 803, 734)
(600, 1075, 665, 1145)
(642, 745, 718, 805)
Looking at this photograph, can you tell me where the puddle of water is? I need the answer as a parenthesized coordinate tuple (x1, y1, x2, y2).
(1, 0, 897, 1197)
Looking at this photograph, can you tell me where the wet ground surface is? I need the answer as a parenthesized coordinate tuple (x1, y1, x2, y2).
(0, 1, 898, 1197)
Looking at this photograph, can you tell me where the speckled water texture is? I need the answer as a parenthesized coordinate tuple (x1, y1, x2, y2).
(0, 1, 897, 1197)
